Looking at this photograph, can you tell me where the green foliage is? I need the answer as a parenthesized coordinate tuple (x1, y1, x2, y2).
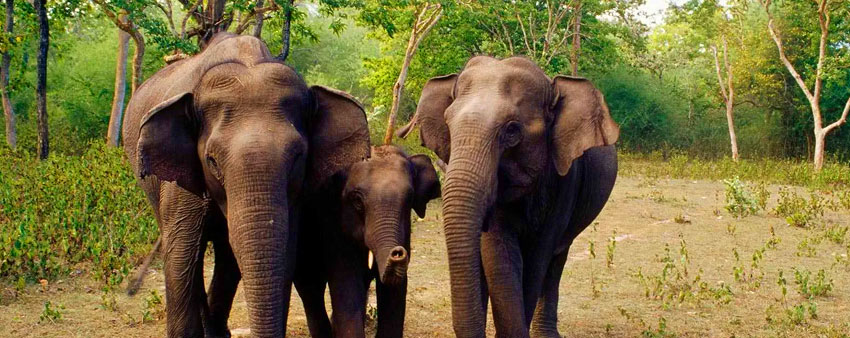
(723, 176, 761, 218)
(39, 301, 64, 323)
(773, 189, 825, 228)
(793, 268, 833, 299)
(0, 143, 157, 287)
(620, 152, 850, 188)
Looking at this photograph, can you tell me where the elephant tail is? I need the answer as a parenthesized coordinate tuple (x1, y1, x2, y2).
(127, 236, 162, 296)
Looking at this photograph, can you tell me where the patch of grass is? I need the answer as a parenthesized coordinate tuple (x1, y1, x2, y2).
(620, 152, 850, 189)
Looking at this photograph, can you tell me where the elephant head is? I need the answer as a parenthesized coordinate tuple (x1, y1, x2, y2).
(135, 59, 369, 336)
(410, 56, 619, 336)
(338, 145, 440, 285)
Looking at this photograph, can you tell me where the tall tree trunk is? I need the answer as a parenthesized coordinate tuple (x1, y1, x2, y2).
(1, 0, 15, 148)
(278, 1, 293, 61)
(383, 3, 442, 145)
(713, 39, 738, 161)
(107, 16, 130, 147)
(813, 129, 825, 171)
(129, 29, 145, 93)
(35, 0, 48, 159)
(570, 1, 582, 76)
(252, 0, 265, 37)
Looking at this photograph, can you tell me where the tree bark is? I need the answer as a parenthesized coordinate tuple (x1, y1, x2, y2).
(278, 1, 293, 61)
(712, 38, 738, 161)
(570, 0, 582, 76)
(383, 3, 442, 145)
(128, 28, 145, 93)
(35, 0, 49, 159)
(107, 15, 130, 147)
(2, 0, 15, 148)
(253, 0, 265, 37)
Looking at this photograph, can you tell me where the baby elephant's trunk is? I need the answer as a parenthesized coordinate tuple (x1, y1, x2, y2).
(379, 246, 408, 286)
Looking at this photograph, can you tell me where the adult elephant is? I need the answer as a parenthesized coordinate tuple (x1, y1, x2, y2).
(400, 56, 619, 338)
(123, 33, 369, 337)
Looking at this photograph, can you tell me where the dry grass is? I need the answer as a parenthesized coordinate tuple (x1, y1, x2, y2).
(2, 176, 849, 337)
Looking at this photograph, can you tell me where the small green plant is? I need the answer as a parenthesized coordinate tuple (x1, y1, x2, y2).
(822, 224, 848, 244)
(754, 181, 771, 210)
(777, 270, 788, 305)
(723, 177, 760, 218)
(774, 188, 824, 228)
(642, 316, 675, 338)
(796, 236, 819, 257)
(606, 232, 617, 269)
(39, 301, 64, 323)
(141, 290, 164, 323)
(726, 223, 737, 236)
(794, 268, 833, 299)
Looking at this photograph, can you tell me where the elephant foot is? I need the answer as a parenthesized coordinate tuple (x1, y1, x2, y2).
(204, 327, 231, 338)
(530, 327, 563, 338)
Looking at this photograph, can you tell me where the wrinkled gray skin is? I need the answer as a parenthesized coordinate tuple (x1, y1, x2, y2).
(122, 33, 369, 338)
(294, 145, 441, 338)
(407, 56, 619, 338)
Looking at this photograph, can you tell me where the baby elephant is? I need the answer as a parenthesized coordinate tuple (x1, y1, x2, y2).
(295, 145, 441, 338)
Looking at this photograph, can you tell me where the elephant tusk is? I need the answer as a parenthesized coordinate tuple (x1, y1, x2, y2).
(368, 251, 374, 270)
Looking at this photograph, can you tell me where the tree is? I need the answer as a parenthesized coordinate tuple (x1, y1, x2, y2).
(35, 0, 48, 159)
(93, 1, 145, 93)
(383, 2, 442, 145)
(1, 0, 14, 148)
(106, 13, 130, 147)
(712, 36, 739, 161)
(760, 0, 850, 171)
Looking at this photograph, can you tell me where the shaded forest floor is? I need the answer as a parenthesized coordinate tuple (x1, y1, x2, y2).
(2, 175, 849, 337)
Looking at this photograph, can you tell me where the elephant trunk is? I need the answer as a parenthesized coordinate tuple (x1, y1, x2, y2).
(368, 211, 409, 286)
(441, 123, 500, 338)
(228, 169, 294, 337)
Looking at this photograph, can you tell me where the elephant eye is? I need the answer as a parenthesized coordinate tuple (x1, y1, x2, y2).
(207, 155, 223, 180)
(350, 191, 365, 213)
(501, 120, 523, 147)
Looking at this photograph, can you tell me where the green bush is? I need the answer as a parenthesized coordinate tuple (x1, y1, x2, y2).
(0, 143, 157, 288)
(723, 177, 761, 218)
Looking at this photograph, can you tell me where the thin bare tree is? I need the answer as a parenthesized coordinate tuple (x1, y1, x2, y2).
(96, 3, 145, 93)
(107, 13, 130, 147)
(2, 0, 15, 148)
(760, 0, 850, 171)
(570, 0, 582, 76)
(35, 0, 49, 159)
(383, 2, 443, 145)
(712, 36, 739, 161)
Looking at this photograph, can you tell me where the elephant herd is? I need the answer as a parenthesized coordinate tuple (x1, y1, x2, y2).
(123, 33, 619, 338)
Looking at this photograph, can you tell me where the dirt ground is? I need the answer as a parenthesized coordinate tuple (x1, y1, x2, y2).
(2, 176, 849, 337)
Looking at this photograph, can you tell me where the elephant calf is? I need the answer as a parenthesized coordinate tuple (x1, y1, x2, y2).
(295, 145, 441, 338)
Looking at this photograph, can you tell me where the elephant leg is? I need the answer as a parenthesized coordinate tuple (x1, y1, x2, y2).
(205, 209, 240, 338)
(530, 250, 568, 338)
(328, 261, 367, 338)
(375, 277, 406, 338)
(160, 184, 209, 338)
(295, 278, 332, 338)
(481, 216, 529, 338)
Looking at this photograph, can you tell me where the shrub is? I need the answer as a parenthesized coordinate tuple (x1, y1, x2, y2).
(723, 177, 760, 218)
(0, 143, 157, 288)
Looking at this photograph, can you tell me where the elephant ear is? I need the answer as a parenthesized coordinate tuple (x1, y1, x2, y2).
(415, 74, 456, 163)
(137, 92, 205, 195)
(550, 76, 620, 176)
(307, 86, 371, 193)
(408, 154, 441, 218)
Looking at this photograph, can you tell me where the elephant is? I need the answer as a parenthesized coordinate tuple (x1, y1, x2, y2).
(400, 56, 619, 338)
(294, 144, 441, 338)
(122, 32, 370, 337)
